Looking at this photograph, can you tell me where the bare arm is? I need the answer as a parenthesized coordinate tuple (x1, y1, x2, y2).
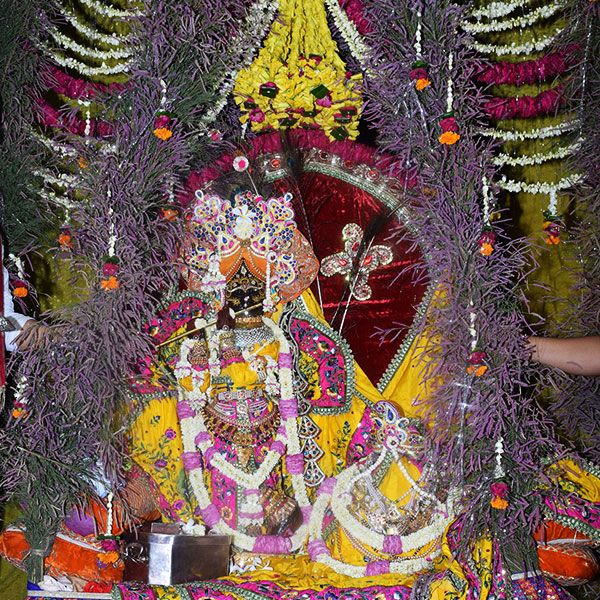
(528, 336, 600, 376)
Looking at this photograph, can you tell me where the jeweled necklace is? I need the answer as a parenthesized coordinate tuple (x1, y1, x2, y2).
(175, 316, 311, 552)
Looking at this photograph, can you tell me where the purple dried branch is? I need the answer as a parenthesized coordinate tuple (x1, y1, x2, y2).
(361, 0, 570, 559)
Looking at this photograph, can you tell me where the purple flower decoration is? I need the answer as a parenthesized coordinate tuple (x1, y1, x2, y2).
(173, 499, 185, 511)
(164, 428, 177, 440)
(154, 458, 168, 469)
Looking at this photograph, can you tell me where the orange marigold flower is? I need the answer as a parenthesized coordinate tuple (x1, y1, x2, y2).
(101, 276, 119, 291)
(161, 208, 178, 221)
(438, 131, 460, 145)
(58, 233, 72, 249)
(78, 157, 88, 169)
(544, 235, 560, 245)
(479, 243, 493, 256)
(467, 364, 488, 376)
(14, 286, 28, 298)
(12, 408, 27, 419)
(491, 496, 508, 510)
(154, 127, 173, 140)
(97, 551, 120, 563)
(415, 78, 431, 91)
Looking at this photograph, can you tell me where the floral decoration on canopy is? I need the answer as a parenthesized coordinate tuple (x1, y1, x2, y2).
(233, 0, 363, 141)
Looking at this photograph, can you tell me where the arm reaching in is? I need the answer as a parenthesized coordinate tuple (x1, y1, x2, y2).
(528, 336, 600, 376)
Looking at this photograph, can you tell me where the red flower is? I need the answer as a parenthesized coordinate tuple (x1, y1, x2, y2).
(490, 482, 509, 498)
(102, 263, 119, 277)
(440, 117, 458, 133)
(468, 350, 487, 365)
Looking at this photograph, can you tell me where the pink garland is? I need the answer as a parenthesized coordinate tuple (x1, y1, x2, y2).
(339, 0, 372, 35)
(36, 97, 114, 137)
(483, 85, 565, 120)
(180, 130, 413, 207)
(476, 46, 580, 86)
(43, 66, 125, 100)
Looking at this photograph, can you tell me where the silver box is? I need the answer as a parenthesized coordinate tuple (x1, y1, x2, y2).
(123, 524, 231, 585)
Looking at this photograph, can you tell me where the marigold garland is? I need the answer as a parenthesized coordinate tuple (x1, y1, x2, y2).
(234, 0, 363, 140)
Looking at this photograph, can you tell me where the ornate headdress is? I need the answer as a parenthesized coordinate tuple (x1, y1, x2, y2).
(183, 188, 318, 309)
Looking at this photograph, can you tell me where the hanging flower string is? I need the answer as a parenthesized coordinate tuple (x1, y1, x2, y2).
(409, 12, 431, 91)
(439, 53, 459, 145)
(542, 190, 562, 245)
(154, 79, 174, 140)
(478, 176, 496, 256)
(11, 376, 29, 419)
(466, 303, 487, 377)
(101, 204, 120, 291)
(9, 254, 29, 299)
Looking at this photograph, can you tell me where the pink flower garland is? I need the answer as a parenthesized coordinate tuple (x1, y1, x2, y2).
(476, 46, 580, 87)
(339, 0, 372, 34)
(180, 130, 414, 207)
(43, 66, 125, 100)
(36, 98, 113, 137)
(483, 85, 565, 120)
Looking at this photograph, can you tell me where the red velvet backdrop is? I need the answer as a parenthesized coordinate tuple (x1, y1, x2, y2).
(274, 171, 429, 386)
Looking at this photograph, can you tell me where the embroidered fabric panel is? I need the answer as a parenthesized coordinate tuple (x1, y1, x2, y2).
(288, 317, 349, 411)
(114, 580, 413, 600)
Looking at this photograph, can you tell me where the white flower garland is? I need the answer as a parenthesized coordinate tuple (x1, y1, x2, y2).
(496, 173, 583, 195)
(468, 300, 478, 352)
(492, 141, 581, 167)
(307, 467, 458, 576)
(198, 0, 280, 130)
(478, 120, 578, 141)
(547, 188, 558, 216)
(324, 0, 372, 72)
(31, 131, 78, 158)
(42, 45, 132, 77)
(468, 26, 564, 56)
(414, 11, 423, 59)
(33, 169, 79, 189)
(37, 189, 75, 211)
(446, 52, 454, 113)
(470, 0, 537, 20)
(176, 315, 310, 551)
(482, 174, 491, 225)
(47, 24, 133, 61)
(462, 2, 565, 34)
(107, 206, 117, 257)
(77, 0, 141, 18)
(61, 7, 128, 46)
(494, 438, 505, 479)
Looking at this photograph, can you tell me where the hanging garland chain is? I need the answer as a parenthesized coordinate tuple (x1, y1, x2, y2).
(324, 0, 372, 71)
(492, 141, 581, 167)
(462, 2, 565, 34)
(496, 173, 583, 195)
(60, 6, 128, 46)
(468, 27, 565, 56)
(478, 121, 578, 141)
(47, 24, 133, 60)
(470, 0, 537, 20)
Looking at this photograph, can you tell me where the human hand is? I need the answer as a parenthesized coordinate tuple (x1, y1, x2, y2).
(14, 320, 49, 351)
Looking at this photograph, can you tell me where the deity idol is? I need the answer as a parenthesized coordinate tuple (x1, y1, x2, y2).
(126, 172, 458, 577)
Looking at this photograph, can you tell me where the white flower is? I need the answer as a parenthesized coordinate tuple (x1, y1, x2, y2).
(233, 205, 255, 239)
(233, 156, 250, 172)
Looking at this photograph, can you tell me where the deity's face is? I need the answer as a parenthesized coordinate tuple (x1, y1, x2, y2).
(225, 260, 265, 316)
